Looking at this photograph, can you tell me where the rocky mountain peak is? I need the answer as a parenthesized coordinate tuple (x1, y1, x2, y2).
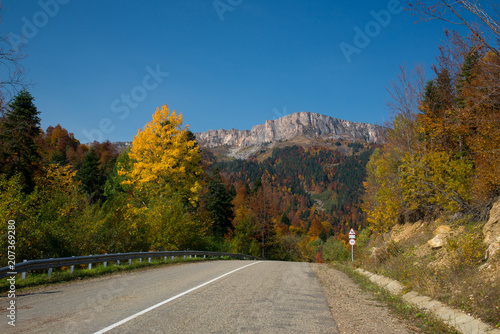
(195, 111, 384, 151)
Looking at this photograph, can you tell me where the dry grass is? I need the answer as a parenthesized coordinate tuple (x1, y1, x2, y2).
(361, 219, 500, 328)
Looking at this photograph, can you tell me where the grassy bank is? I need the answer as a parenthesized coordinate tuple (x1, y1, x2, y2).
(356, 218, 500, 329)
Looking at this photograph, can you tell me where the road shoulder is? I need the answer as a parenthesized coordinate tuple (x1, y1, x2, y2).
(310, 263, 418, 334)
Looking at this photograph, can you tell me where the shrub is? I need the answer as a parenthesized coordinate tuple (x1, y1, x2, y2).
(323, 237, 349, 262)
(446, 231, 486, 270)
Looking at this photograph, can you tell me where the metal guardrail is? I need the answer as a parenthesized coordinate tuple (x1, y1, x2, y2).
(0, 251, 262, 279)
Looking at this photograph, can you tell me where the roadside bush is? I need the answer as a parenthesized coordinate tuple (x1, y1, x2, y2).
(305, 237, 324, 262)
(278, 235, 304, 261)
(446, 231, 486, 270)
(323, 237, 349, 262)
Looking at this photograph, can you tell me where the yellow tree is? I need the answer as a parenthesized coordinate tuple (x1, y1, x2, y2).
(120, 105, 202, 206)
(118, 105, 206, 250)
(458, 51, 500, 204)
(399, 151, 473, 214)
(362, 148, 402, 240)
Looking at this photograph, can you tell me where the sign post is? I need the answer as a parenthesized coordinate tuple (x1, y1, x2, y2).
(348, 228, 356, 262)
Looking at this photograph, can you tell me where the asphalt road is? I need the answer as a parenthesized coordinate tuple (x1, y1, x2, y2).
(1, 260, 339, 333)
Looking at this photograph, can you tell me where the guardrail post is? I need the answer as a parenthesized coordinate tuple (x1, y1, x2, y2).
(88, 256, 92, 270)
(128, 258, 131, 266)
(148, 257, 151, 263)
(48, 258, 53, 277)
(139, 258, 142, 263)
(164, 256, 167, 261)
(171, 256, 174, 260)
(70, 256, 75, 273)
(117, 253, 120, 265)
(204, 255, 206, 259)
(21, 260, 27, 280)
(104, 253, 107, 268)
(184, 255, 186, 259)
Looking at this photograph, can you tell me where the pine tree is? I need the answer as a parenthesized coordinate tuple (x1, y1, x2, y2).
(280, 212, 291, 226)
(202, 168, 235, 238)
(327, 227, 335, 238)
(0, 90, 41, 192)
(318, 229, 327, 242)
(76, 148, 105, 203)
(457, 49, 480, 97)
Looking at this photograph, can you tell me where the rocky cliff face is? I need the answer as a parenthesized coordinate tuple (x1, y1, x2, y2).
(195, 112, 384, 149)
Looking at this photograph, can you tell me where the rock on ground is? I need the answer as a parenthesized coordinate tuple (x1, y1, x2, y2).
(484, 198, 500, 259)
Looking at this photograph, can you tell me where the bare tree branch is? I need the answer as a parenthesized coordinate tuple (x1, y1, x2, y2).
(385, 64, 426, 156)
(409, 0, 500, 57)
(0, 5, 28, 109)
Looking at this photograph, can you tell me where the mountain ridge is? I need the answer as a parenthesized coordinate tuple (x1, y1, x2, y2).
(194, 112, 384, 159)
(108, 112, 384, 158)
(195, 111, 383, 147)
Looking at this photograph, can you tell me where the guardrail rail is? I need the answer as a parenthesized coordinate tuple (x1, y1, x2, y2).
(0, 251, 262, 279)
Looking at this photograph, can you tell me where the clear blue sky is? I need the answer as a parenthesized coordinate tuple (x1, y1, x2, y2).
(2, 0, 457, 143)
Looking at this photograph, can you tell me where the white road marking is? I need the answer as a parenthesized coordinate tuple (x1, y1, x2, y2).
(93, 261, 261, 334)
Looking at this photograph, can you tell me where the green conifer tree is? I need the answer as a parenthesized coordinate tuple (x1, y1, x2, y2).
(203, 168, 235, 238)
(76, 148, 105, 203)
(0, 90, 41, 192)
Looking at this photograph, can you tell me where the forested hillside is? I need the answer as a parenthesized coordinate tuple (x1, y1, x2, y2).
(363, 31, 500, 236)
(210, 143, 375, 259)
(217, 144, 373, 223)
(0, 94, 374, 263)
(357, 3, 500, 327)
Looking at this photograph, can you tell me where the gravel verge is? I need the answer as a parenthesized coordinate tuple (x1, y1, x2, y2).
(310, 263, 418, 334)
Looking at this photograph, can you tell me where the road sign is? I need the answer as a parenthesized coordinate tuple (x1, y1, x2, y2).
(348, 228, 356, 262)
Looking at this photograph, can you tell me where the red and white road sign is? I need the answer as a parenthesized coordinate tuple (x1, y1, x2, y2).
(349, 239, 356, 246)
(348, 228, 356, 235)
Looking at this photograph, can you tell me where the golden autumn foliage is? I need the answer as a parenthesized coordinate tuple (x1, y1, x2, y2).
(363, 35, 500, 234)
(456, 52, 500, 201)
(362, 148, 402, 234)
(119, 105, 202, 205)
(116, 105, 207, 251)
(399, 151, 472, 212)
